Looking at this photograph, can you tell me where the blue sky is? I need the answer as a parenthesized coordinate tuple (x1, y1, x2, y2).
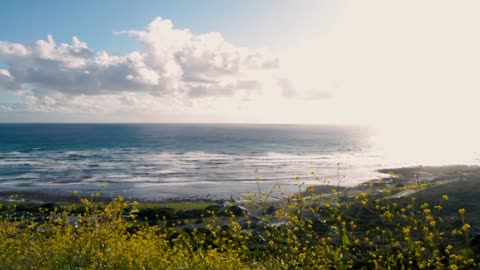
(0, 1, 269, 58)
(0, 0, 337, 106)
(0, 0, 332, 52)
(0, 0, 227, 103)
(0, 0, 479, 153)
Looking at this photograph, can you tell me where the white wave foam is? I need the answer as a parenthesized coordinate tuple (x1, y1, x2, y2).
(0, 148, 405, 197)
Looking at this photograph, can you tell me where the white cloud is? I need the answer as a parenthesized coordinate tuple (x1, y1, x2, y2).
(116, 17, 279, 97)
(0, 17, 279, 102)
(15, 2, 480, 127)
(276, 77, 332, 100)
(0, 69, 20, 91)
(0, 16, 336, 121)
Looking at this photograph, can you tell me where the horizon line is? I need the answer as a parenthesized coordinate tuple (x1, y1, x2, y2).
(0, 122, 370, 127)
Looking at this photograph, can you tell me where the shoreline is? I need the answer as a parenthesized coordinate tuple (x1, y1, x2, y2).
(2, 164, 479, 204)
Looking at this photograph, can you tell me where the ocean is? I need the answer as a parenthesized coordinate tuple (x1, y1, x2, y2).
(0, 123, 478, 200)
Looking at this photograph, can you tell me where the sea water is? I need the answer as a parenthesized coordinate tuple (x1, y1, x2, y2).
(0, 123, 478, 200)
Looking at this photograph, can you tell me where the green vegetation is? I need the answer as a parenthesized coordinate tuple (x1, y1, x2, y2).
(1, 167, 479, 269)
(141, 202, 212, 212)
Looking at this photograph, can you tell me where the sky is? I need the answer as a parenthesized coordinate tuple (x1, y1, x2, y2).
(0, 0, 480, 143)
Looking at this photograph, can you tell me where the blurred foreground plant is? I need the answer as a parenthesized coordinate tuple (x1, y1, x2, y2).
(0, 173, 478, 269)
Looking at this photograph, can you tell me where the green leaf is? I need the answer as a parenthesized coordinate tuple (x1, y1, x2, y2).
(342, 233, 350, 247)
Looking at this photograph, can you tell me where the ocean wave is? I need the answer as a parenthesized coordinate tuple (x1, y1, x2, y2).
(0, 147, 392, 199)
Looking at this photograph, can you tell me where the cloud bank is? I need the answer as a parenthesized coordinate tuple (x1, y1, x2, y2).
(0, 17, 307, 118)
(0, 17, 278, 99)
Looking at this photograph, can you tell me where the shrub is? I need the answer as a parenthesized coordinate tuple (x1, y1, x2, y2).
(0, 181, 478, 269)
